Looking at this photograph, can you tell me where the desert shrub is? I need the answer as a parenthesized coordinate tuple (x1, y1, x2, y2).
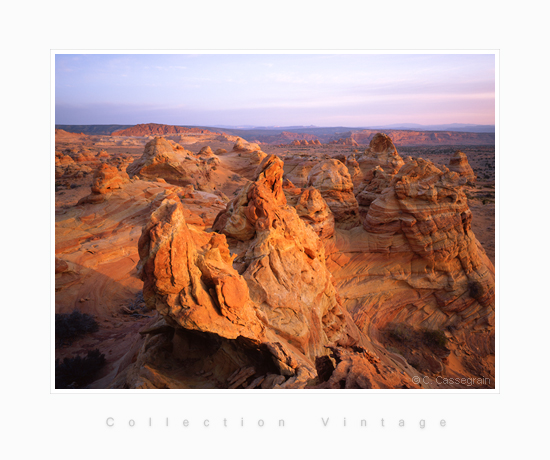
(387, 323, 414, 343)
(55, 349, 106, 389)
(422, 329, 448, 348)
(386, 346, 403, 356)
(56, 310, 99, 344)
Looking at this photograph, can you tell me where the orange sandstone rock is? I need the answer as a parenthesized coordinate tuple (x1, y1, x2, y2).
(356, 132, 405, 176)
(307, 159, 360, 229)
(448, 150, 476, 184)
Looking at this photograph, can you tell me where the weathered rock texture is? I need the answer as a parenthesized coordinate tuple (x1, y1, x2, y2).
(355, 166, 393, 215)
(215, 138, 268, 181)
(126, 137, 195, 186)
(77, 164, 129, 204)
(306, 159, 360, 229)
(356, 133, 405, 176)
(282, 154, 319, 187)
(325, 156, 495, 384)
(110, 155, 419, 389)
(448, 150, 476, 184)
(329, 137, 359, 146)
(126, 137, 245, 195)
(294, 187, 335, 239)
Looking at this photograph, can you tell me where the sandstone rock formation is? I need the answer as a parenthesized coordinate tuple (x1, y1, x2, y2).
(108, 154, 421, 389)
(233, 137, 262, 153)
(77, 164, 129, 204)
(329, 137, 359, 146)
(55, 123, 496, 390)
(306, 159, 359, 229)
(126, 137, 230, 192)
(355, 166, 393, 215)
(215, 138, 267, 181)
(356, 133, 404, 176)
(324, 156, 495, 382)
(448, 150, 476, 184)
(198, 146, 215, 158)
(346, 154, 363, 186)
(282, 154, 318, 187)
(362, 158, 494, 306)
(294, 187, 335, 239)
(127, 137, 193, 185)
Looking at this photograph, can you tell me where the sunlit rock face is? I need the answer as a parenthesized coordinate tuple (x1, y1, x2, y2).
(448, 150, 476, 185)
(109, 154, 417, 389)
(356, 133, 405, 176)
(306, 159, 360, 229)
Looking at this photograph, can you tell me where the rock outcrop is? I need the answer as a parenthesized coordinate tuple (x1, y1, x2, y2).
(215, 138, 267, 180)
(329, 137, 359, 146)
(77, 164, 129, 204)
(282, 154, 319, 187)
(355, 166, 393, 215)
(126, 137, 230, 192)
(109, 154, 420, 389)
(233, 137, 262, 153)
(448, 150, 476, 184)
(346, 154, 363, 186)
(127, 137, 194, 185)
(294, 187, 335, 239)
(325, 156, 495, 382)
(306, 159, 359, 229)
(356, 133, 404, 176)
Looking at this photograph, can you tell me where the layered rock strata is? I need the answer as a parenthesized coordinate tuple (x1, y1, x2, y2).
(356, 133, 404, 176)
(448, 150, 476, 184)
(110, 155, 418, 389)
(306, 159, 359, 229)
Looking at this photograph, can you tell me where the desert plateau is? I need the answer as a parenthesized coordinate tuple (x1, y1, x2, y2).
(54, 122, 496, 390)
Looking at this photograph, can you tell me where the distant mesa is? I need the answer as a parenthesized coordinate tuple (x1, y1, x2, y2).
(288, 139, 321, 146)
(347, 129, 494, 146)
(112, 123, 220, 137)
(55, 129, 86, 138)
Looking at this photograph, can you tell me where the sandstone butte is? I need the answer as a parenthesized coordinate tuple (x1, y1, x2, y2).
(448, 150, 477, 184)
(55, 131, 495, 390)
(112, 123, 220, 137)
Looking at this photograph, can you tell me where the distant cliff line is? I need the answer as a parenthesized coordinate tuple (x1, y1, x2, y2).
(55, 123, 495, 146)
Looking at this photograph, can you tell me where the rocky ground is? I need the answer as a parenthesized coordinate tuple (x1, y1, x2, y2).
(55, 130, 496, 390)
